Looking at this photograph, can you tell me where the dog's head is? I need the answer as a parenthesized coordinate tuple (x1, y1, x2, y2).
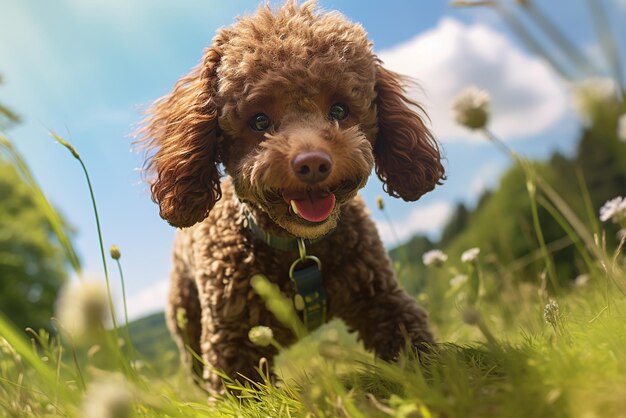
(139, 1, 444, 239)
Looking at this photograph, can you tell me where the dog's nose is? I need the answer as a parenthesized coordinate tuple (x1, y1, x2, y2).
(292, 151, 333, 184)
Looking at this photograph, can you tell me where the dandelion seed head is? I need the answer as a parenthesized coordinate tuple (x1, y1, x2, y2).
(422, 250, 448, 267)
(599, 196, 626, 224)
(248, 326, 273, 347)
(572, 77, 619, 125)
(452, 86, 490, 130)
(543, 299, 560, 327)
(82, 375, 133, 418)
(461, 247, 481, 263)
(56, 280, 109, 341)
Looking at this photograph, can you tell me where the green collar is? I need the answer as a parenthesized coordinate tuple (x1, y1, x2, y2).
(243, 207, 329, 251)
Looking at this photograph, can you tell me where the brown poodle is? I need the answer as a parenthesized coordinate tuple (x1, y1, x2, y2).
(138, 0, 444, 394)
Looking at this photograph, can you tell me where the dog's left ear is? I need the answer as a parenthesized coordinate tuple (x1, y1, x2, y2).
(374, 65, 445, 201)
(138, 45, 223, 228)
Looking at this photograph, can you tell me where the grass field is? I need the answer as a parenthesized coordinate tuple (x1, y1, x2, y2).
(1, 250, 625, 417)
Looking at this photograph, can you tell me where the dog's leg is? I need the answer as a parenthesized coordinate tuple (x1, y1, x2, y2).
(197, 318, 279, 394)
(330, 248, 434, 361)
(194, 274, 281, 394)
(165, 241, 203, 380)
(340, 285, 434, 361)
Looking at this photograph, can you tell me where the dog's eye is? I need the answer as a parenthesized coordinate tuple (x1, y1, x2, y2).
(329, 103, 349, 121)
(249, 113, 271, 131)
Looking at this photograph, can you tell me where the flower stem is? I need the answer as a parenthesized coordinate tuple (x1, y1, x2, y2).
(50, 133, 138, 375)
(528, 180, 560, 292)
(382, 208, 400, 246)
(482, 128, 560, 292)
(75, 156, 119, 332)
(114, 257, 137, 363)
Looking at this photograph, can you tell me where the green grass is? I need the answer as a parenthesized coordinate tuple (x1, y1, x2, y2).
(1, 273, 626, 417)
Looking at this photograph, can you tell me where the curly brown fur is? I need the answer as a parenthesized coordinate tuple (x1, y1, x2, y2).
(138, 1, 444, 395)
(374, 66, 446, 200)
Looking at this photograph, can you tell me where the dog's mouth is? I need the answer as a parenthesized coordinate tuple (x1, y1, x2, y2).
(262, 180, 361, 224)
(283, 189, 336, 223)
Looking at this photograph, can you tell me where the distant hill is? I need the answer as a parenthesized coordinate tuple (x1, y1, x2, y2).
(391, 103, 626, 294)
(127, 312, 178, 375)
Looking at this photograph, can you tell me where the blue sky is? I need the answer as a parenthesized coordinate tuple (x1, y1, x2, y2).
(1, 0, 625, 319)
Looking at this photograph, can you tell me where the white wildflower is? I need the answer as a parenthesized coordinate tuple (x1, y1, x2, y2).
(452, 86, 490, 130)
(248, 326, 273, 347)
(618, 114, 626, 143)
(574, 274, 590, 287)
(572, 77, 619, 125)
(55, 280, 110, 341)
(422, 250, 448, 267)
(599, 196, 626, 224)
(449, 274, 469, 290)
(543, 299, 560, 327)
(461, 247, 481, 263)
(82, 375, 133, 418)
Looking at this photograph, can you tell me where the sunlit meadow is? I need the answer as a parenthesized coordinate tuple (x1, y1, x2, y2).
(1, 1, 626, 417)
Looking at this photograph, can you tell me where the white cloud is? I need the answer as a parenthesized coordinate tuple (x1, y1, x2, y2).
(124, 279, 168, 321)
(376, 201, 453, 245)
(378, 18, 567, 142)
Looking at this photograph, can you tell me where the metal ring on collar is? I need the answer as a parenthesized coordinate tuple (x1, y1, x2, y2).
(289, 255, 322, 280)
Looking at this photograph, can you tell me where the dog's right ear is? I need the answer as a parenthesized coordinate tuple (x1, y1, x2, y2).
(138, 45, 222, 228)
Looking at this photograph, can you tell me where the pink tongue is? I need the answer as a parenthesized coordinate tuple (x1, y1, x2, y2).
(292, 193, 336, 223)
